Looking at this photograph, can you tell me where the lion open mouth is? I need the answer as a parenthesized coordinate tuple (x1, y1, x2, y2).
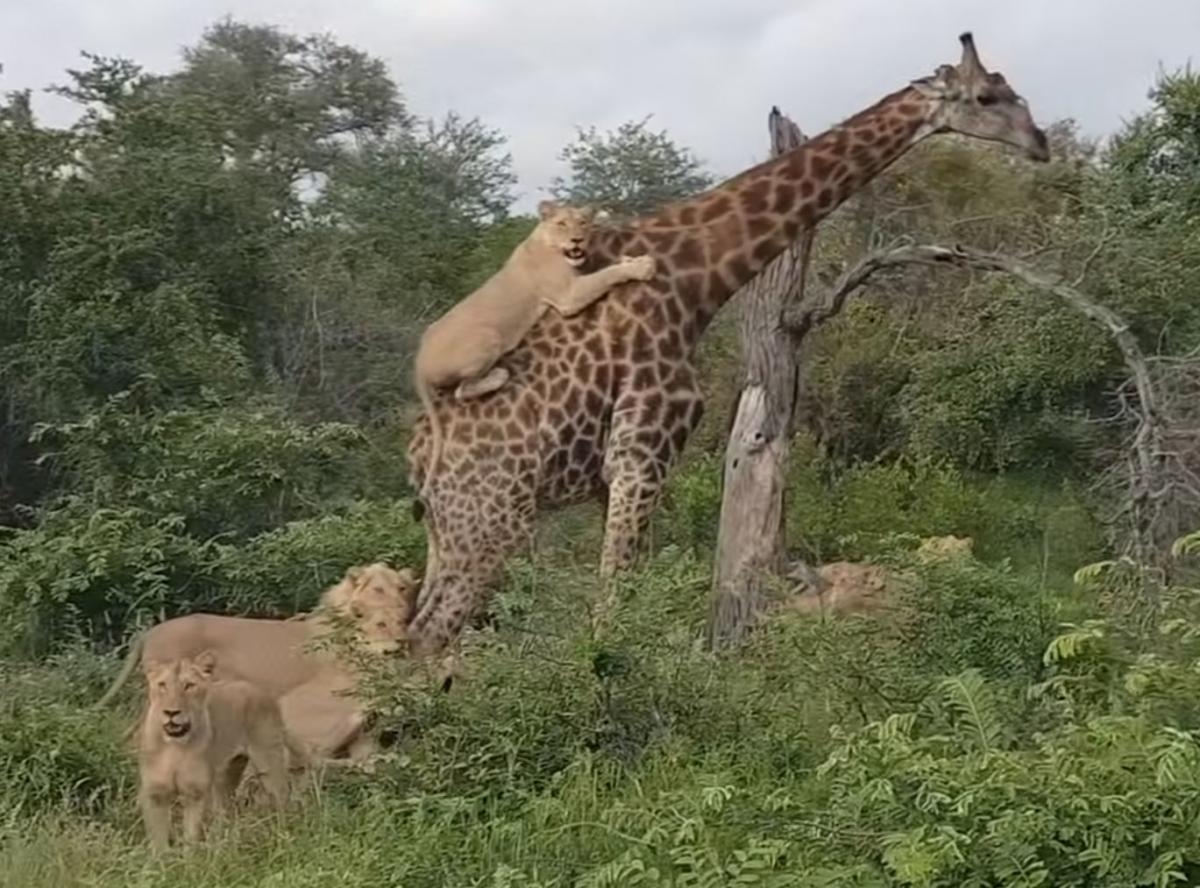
(162, 721, 190, 738)
(563, 246, 586, 264)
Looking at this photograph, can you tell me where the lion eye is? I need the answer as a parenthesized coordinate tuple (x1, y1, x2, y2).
(183, 682, 195, 691)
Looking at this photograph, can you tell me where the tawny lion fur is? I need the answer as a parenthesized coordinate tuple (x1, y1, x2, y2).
(101, 563, 420, 764)
(136, 652, 303, 852)
(413, 199, 656, 493)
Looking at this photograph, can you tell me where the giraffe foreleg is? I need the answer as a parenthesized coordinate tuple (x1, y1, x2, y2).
(599, 455, 666, 578)
(596, 376, 704, 628)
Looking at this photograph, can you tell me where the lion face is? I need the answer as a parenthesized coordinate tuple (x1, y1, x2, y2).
(534, 200, 597, 268)
(145, 652, 216, 740)
(350, 600, 409, 655)
(322, 562, 421, 624)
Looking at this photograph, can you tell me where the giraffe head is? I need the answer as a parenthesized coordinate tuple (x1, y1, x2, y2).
(910, 32, 1049, 163)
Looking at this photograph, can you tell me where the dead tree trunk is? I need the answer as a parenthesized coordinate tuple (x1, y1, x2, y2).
(707, 108, 810, 650)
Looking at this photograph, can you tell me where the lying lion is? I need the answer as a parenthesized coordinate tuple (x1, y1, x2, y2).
(137, 651, 303, 852)
(414, 199, 656, 489)
(786, 560, 895, 616)
(101, 563, 419, 764)
(785, 536, 976, 616)
(917, 534, 974, 562)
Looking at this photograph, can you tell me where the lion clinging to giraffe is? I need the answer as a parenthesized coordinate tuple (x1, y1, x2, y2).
(414, 199, 655, 491)
(406, 32, 1050, 655)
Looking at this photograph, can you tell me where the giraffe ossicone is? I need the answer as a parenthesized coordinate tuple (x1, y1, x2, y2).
(405, 31, 1050, 655)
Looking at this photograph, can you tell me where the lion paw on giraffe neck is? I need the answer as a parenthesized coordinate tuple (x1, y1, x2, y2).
(404, 32, 1050, 656)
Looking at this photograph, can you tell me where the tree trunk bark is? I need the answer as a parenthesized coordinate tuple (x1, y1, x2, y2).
(707, 108, 810, 650)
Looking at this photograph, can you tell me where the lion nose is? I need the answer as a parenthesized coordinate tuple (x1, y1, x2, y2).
(571, 237, 583, 244)
(164, 708, 181, 719)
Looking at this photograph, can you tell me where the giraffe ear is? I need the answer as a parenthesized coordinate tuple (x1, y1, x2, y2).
(911, 64, 958, 98)
(537, 199, 559, 220)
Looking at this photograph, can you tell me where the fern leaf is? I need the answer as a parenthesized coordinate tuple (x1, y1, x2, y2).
(1043, 621, 1106, 665)
(1171, 529, 1200, 558)
(938, 669, 1005, 752)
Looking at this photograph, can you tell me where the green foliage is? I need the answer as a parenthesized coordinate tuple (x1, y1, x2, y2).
(0, 505, 208, 654)
(900, 278, 1110, 470)
(781, 444, 1102, 570)
(1108, 66, 1200, 218)
(34, 395, 369, 538)
(551, 116, 716, 216)
(208, 499, 428, 615)
(0, 651, 132, 826)
(5, 543, 1200, 887)
(2, 19, 1199, 888)
(0, 496, 425, 654)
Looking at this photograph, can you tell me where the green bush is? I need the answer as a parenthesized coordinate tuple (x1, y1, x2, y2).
(0, 503, 210, 654)
(785, 448, 1103, 572)
(0, 650, 133, 828)
(0, 497, 426, 654)
(33, 396, 371, 540)
(207, 498, 428, 616)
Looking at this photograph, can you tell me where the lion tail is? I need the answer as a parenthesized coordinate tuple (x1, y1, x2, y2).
(95, 631, 145, 709)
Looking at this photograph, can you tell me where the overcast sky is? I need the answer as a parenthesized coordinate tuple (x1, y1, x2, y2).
(2, 0, 1195, 211)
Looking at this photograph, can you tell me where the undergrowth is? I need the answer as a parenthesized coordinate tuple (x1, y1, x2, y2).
(5, 523, 1199, 887)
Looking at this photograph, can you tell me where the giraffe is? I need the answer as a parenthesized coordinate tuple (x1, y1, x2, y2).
(405, 32, 1050, 655)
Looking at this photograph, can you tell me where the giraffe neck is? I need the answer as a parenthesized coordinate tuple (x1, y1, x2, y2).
(595, 86, 933, 328)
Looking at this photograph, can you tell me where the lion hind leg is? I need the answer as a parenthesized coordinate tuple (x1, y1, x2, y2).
(455, 365, 510, 401)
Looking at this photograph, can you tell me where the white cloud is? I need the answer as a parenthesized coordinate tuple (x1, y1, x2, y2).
(1, 0, 1195, 210)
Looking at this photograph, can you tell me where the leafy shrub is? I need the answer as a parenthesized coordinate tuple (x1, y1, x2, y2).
(785, 449, 1103, 571)
(0, 496, 426, 654)
(207, 498, 428, 616)
(0, 503, 210, 654)
(0, 650, 133, 827)
(899, 278, 1112, 472)
(654, 452, 724, 556)
(33, 395, 370, 539)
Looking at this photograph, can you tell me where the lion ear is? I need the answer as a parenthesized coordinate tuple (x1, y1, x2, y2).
(194, 650, 217, 676)
(580, 205, 597, 222)
(345, 566, 364, 585)
(537, 199, 558, 220)
(398, 568, 422, 609)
